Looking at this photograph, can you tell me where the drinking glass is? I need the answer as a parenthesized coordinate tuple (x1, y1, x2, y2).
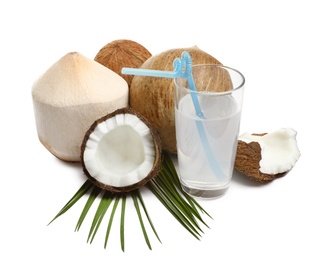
(174, 64, 245, 199)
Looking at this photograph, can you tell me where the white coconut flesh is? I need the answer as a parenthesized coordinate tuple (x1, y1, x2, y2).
(82, 109, 161, 191)
(239, 128, 300, 174)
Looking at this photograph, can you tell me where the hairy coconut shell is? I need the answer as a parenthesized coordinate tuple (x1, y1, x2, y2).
(130, 46, 230, 154)
(234, 134, 287, 182)
(95, 39, 152, 87)
(81, 107, 162, 193)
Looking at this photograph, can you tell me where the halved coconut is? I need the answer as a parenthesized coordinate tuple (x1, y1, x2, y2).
(81, 108, 162, 193)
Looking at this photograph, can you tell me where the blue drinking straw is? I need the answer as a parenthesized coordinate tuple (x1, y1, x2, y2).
(122, 51, 224, 180)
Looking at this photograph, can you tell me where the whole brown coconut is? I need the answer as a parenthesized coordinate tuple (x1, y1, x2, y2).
(130, 46, 231, 154)
(95, 39, 152, 86)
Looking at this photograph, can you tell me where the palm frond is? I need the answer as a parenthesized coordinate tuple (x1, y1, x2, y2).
(48, 180, 93, 225)
(132, 191, 152, 250)
(136, 189, 161, 243)
(120, 194, 126, 252)
(75, 185, 101, 231)
(162, 152, 212, 222)
(147, 180, 202, 240)
(104, 195, 120, 249)
(153, 172, 204, 232)
(87, 191, 113, 244)
(48, 152, 212, 251)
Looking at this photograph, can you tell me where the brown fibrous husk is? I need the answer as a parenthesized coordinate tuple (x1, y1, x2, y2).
(234, 134, 287, 182)
(130, 46, 231, 154)
(94, 39, 152, 87)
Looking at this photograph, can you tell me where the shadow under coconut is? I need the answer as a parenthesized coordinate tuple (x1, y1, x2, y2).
(231, 169, 271, 187)
(54, 158, 88, 183)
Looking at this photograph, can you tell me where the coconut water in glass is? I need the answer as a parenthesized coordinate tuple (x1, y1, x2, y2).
(174, 64, 245, 199)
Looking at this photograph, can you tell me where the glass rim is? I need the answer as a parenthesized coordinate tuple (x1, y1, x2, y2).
(174, 64, 245, 96)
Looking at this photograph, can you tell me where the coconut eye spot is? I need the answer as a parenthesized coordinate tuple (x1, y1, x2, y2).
(96, 125, 145, 175)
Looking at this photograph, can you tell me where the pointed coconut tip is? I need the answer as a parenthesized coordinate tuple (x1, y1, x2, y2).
(32, 51, 128, 106)
(81, 107, 162, 193)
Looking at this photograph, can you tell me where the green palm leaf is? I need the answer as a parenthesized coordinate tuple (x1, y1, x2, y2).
(75, 185, 101, 231)
(120, 195, 126, 252)
(147, 180, 201, 240)
(48, 180, 93, 225)
(87, 191, 113, 244)
(162, 153, 212, 220)
(49, 152, 212, 250)
(136, 189, 161, 244)
(104, 195, 120, 249)
(153, 174, 203, 232)
(132, 191, 152, 250)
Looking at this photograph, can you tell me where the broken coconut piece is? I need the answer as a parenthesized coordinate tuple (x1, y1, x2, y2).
(81, 108, 162, 193)
(234, 128, 301, 182)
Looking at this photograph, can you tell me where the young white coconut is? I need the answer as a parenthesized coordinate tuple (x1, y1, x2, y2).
(81, 108, 162, 193)
(234, 128, 301, 182)
(32, 52, 129, 162)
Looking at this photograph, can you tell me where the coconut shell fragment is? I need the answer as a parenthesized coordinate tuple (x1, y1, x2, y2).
(234, 129, 301, 182)
(235, 139, 286, 182)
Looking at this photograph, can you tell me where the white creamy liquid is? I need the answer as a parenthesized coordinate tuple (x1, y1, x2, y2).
(175, 94, 241, 191)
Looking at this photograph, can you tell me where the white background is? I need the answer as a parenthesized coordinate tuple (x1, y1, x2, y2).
(1, 0, 317, 259)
